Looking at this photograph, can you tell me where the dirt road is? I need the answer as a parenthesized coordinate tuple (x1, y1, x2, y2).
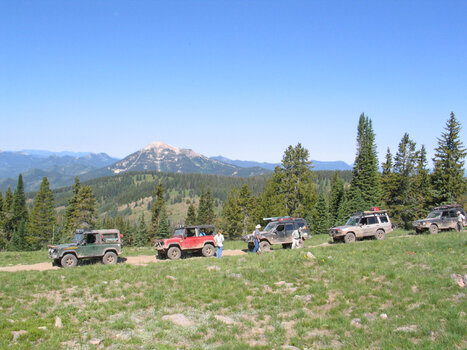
(0, 249, 247, 272)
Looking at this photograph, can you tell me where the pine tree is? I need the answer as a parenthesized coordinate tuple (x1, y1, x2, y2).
(237, 185, 256, 234)
(349, 114, 381, 208)
(185, 203, 197, 225)
(149, 182, 165, 240)
(28, 177, 56, 249)
(329, 172, 344, 225)
(134, 213, 148, 247)
(74, 185, 97, 229)
(413, 145, 432, 218)
(63, 177, 97, 236)
(197, 188, 215, 224)
(9, 219, 27, 251)
(262, 143, 317, 218)
(63, 177, 81, 234)
(156, 206, 170, 238)
(221, 188, 243, 239)
(0, 191, 5, 250)
(313, 192, 331, 234)
(431, 112, 466, 204)
(2, 186, 14, 241)
(12, 174, 28, 232)
(389, 133, 418, 228)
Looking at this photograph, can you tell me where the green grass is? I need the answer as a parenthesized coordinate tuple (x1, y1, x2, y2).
(1, 230, 466, 349)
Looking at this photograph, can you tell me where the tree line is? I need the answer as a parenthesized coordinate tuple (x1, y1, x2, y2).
(0, 112, 464, 250)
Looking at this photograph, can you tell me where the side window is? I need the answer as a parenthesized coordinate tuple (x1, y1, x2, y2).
(367, 217, 378, 225)
(186, 229, 196, 237)
(102, 233, 119, 243)
(86, 234, 96, 244)
(449, 211, 457, 218)
(360, 217, 368, 225)
(285, 223, 294, 232)
(442, 211, 449, 218)
(380, 216, 388, 223)
(276, 224, 284, 232)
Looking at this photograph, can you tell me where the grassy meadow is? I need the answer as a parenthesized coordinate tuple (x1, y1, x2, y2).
(0, 230, 466, 349)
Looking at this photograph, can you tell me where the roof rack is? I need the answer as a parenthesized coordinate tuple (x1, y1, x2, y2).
(351, 210, 388, 216)
(433, 204, 462, 210)
(263, 216, 295, 221)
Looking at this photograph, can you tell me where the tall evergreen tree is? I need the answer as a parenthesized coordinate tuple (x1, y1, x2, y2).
(262, 143, 317, 218)
(388, 133, 418, 228)
(349, 114, 381, 208)
(413, 145, 432, 218)
(221, 188, 243, 239)
(185, 203, 197, 225)
(12, 174, 28, 232)
(329, 172, 345, 225)
(197, 188, 215, 224)
(63, 177, 81, 234)
(28, 177, 56, 249)
(63, 177, 97, 236)
(134, 213, 148, 247)
(431, 112, 466, 204)
(313, 192, 332, 234)
(156, 206, 171, 238)
(149, 182, 165, 240)
(9, 219, 28, 251)
(0, 191, 5, 250)
(2, 186, 14, 241)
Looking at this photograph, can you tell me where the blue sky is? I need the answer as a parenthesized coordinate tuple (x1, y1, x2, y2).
(1, 1, 466, 165)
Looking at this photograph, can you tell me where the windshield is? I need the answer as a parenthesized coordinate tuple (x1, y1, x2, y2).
(264, 222, 276, 232)
(427, 211, 441, 219)
(72, 233, 84, 243)
(345, 217, 359, 226)
(173, 229, 185, 237)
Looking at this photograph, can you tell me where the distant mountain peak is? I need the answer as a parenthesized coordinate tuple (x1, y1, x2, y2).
(141, 141, 202, 159)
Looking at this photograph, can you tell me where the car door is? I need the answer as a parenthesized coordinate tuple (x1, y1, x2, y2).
(285, 223, 295, 242)
(77, 233, 100, 258)
(274, 224, 285, 243)
(362, 216, 379, 237)
(440, 211, 451, 229)
(182, 228, 199, 249)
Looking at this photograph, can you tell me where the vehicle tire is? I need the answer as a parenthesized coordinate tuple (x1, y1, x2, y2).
(53, 259, 61, 267)
(375, 230, 385, 240)
(61, 254, 78, 268)
(282, 243, 292, 249)
(259, 240, 271, 252)
(429, 224, 439, 234)
(344, 232, 356, 244)
(202, 244, 215, 257)
(102, 251, 117, 265)
(415, 228, 423, 234)
(248, 244, 255, 252)
(167, 246, 182, 260)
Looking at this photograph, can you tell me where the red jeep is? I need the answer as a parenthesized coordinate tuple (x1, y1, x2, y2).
(154, 225, 217, 260)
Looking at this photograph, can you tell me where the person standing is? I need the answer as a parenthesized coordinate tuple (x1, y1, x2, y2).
(291, 227, 302, 249)
(252, 224, 261, 253)
(214, 230, 225, 258)
(457, 211, 465, 232)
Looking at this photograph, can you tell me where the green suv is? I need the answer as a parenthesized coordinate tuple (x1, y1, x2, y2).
(48, 229, 123, 268)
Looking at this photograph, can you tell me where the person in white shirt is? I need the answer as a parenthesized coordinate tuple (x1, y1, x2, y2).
(291, 227, 302, 249)
(457, 211, 465, 232)
(214, 230, 225, 258)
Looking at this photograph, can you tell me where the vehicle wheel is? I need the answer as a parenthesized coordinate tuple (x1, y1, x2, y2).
(375, 230, 385, 240)
(102, 251, 117, 265)
(415, 228, 423, 234)
(202, 244, 215, 257)
(344, 232, 356, 244)
(259, 241, 271, 252)
(429, 224, 439, 234)
(282, 243, 292, 249)
(167, 246, 181, 260)
(53, 259, 61, 267)
(61, 254, 78, 268)
(248, 244, 255, 252)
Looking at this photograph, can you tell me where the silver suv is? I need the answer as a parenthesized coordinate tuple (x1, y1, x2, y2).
(329, 210, 393, 243)
(412, 205, 466, 234)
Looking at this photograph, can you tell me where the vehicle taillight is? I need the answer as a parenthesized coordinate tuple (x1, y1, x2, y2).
(120, 234, 123, 239)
